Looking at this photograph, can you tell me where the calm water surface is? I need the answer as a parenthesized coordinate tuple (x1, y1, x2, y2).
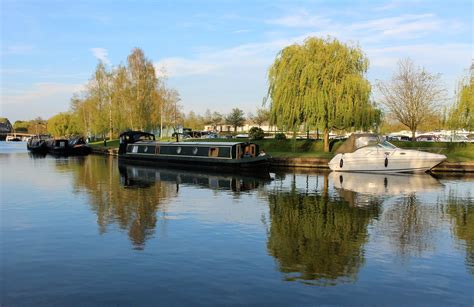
(1, 142, 473, 306)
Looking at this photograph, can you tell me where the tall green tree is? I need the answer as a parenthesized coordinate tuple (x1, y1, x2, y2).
(225, 108, 246, 132)
(47, 112, 81, 137)
(448, 64, 474, 131)
(267, 37, 377, 152)
(127, 48, 157, 131)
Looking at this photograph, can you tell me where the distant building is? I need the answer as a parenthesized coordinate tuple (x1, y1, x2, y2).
(204, 121, 277, 133)
(0, 118, 13, 133)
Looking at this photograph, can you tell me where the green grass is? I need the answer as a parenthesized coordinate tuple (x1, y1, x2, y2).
(88, 137, 474, 163)
(88, 139, 120, 149)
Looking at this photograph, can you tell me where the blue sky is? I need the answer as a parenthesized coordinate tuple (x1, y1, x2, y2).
(1, 0, 472, 122)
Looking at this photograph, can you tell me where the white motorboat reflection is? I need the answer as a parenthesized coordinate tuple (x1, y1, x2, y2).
(328, 134, 446, 173)
(329, 172, 443, 196)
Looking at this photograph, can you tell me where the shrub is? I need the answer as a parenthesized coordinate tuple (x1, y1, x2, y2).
(275, 133, 287, 140)
(249, 127, 265, 140)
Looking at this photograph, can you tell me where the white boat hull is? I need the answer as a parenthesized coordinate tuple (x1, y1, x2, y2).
(328, 148, 446, 173)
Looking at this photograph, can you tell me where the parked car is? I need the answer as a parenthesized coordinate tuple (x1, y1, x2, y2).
(235, 134, 249, 138)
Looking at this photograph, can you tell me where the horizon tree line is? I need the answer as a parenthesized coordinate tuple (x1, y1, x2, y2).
(10, 39, 471, 141)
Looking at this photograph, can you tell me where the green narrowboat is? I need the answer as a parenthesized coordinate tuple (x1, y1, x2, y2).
(118, 131, 270, 171)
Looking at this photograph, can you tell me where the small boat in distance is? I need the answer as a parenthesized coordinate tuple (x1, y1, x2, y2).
(27, 134, 49, 153)
(118, 131, 270, 172)
(328, 134, 446, 173)
(6, 135, 22, 142)
(37, 136, 91, 156)
(45, 138, 69, 155)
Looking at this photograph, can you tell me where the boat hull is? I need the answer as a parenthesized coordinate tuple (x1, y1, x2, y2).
(119, 153, 270, 172)
(328, 150, 446, 173)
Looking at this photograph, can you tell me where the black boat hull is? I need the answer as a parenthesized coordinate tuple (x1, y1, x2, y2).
(118, 154, 270, 172)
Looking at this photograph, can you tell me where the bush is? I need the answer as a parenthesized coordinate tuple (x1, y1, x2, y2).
(275, 133, 287, 140)
(249, 127, 265, 140)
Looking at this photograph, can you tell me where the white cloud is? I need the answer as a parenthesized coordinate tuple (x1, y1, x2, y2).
(90, 47, 111, 65)
(1, 82, 86, 121)
(155, 58, 218, 77)
(266, 10, 331, 28)
(351, 14, 441, 38)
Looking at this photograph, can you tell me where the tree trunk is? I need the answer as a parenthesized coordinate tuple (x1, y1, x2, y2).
(323, 127, 330, 152)
(411, 129, 416, 142)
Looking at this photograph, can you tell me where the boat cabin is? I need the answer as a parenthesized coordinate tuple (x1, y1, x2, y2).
(125, 141, 259, 160)
(118, 131, 260, 160)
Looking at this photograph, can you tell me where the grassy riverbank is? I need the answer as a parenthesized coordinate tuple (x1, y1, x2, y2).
(89, 138, 474, 162)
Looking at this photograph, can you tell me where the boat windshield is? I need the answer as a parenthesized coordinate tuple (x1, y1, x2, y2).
(377, 141, 397, 150)
(355, 136, 383, 148)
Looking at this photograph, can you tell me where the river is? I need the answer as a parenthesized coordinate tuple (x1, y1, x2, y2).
(1, 142, 473, 305)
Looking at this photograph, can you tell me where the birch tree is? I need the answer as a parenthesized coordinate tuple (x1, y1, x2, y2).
(127, 48, 157, 131)
(377, 58, 445, 141)
(267, 37, 378, 152)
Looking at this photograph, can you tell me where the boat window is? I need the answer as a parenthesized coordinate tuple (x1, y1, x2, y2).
(218, 147, 231, 158)
(377, 141, 397, 150)
(355, 136, 379, 148)
(209, 147, 219, 157)
(132, 145, 138, 153)
(176, 146, 182, 154)
(192, 147, 198, 155)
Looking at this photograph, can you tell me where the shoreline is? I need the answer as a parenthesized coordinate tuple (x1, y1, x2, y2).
(91, 147, 474, 173)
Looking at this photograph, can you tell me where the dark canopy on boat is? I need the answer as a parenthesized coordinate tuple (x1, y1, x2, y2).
(335, 133, 382, 154)
(119, 131, 155, 142)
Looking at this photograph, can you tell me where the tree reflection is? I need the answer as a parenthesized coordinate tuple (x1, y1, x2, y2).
(444, 191, 474, 274)
(266, 174, 379, 285)
(65, 156, 177, 249)
(380, 194, 438, 258)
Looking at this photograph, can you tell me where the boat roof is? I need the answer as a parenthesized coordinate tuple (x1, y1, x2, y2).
(336, 133, 383, 154)
(135, 141, 249, 146)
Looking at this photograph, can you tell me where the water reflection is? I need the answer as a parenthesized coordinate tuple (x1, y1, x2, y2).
(118, 161, 272, 192)
(443, 191, 474, 274)
(266, 173, 380, 285)
(64, 157, 272, 249)
(63, 156, 176, 249)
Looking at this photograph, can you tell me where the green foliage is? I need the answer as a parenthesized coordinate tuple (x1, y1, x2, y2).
(249, 126, 264, 140)
(13, 121, 29, 132)
(225, 108, 246, 131)
(69, 48, 179, 138)
(47, 112, 81, 137)
(448, 65, 474, 131)
(267, 36, 379, 151)
(275, 133, 287, 140)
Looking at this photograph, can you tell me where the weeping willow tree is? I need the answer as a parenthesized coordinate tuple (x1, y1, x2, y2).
(448, 63, 474, 131)
(267, 37, 380, 152)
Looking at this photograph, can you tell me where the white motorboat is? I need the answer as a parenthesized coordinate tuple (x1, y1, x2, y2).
(328, 134, 446, 173)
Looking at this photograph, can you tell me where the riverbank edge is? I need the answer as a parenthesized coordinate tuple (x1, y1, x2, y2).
(91, 147, 474, 173)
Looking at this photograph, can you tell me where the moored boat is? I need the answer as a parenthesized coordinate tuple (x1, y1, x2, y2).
(68, 136, 91, 155)
(26, 134, 49, 153)
(328, 134, 446, 173)
(45, 138, 69, 155)
(118, 131, 270, 172)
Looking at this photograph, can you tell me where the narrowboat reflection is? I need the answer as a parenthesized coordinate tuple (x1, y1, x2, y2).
(118, 161, 273, 192)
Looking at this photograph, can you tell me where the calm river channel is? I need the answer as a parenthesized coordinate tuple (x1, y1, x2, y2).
(1, 142, 473, 306)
